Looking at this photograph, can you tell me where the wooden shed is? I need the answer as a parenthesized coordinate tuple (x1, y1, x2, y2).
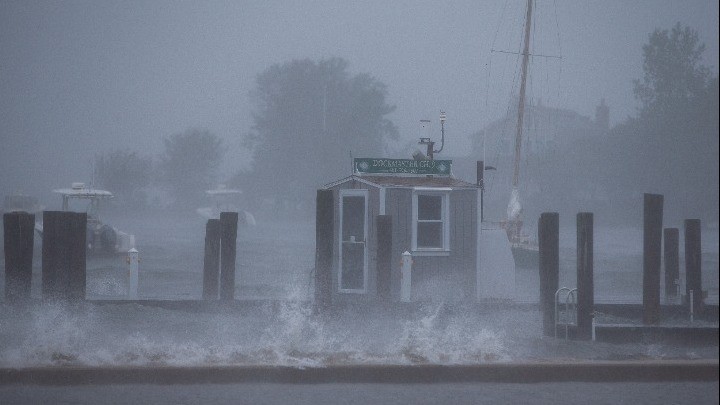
(321, 157, 489, 303)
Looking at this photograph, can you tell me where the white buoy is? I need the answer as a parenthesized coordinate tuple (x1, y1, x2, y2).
(127, 248, 139, 299)
(401, 251, 412, 302)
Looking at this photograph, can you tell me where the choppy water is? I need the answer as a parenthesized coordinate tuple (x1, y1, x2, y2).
(0, 212, 718, 367)
(1, 298, 716, 368)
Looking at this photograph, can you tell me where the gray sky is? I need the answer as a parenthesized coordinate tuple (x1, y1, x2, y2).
(1, 0, 718, 197)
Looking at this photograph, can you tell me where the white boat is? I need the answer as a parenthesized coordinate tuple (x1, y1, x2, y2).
(36, 183, 135, 255)
(196, 185, 256, 226)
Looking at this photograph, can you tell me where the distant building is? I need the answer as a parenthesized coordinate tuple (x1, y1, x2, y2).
(474, 98, 610, 158)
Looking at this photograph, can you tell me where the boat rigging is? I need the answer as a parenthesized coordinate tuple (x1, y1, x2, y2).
(505, 0, 534, 246)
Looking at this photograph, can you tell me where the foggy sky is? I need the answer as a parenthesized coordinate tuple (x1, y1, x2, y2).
(1, 0, 718, 201)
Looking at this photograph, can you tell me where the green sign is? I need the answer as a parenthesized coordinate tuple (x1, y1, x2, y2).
(354, 158, 452, 176)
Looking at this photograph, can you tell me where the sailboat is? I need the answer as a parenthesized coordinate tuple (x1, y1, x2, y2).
(502, 0, 541, 269)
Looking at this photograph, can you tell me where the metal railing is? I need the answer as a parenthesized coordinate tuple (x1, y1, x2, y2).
(554, 287, 577, 340)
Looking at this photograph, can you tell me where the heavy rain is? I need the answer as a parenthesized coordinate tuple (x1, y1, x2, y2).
(1, 1, 718, 403)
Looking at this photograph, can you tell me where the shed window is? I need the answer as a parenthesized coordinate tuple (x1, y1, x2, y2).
(412, 191, 450, 253)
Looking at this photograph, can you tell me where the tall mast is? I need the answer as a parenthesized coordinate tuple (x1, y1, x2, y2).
(512, 0, 533, 189)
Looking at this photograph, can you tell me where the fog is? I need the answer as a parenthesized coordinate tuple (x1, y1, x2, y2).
(1, 0, 718, 217)
(0, 2, 719, 398)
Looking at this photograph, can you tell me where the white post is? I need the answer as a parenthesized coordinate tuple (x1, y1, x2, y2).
(401, 251, 412, 302)
(127, 248, 139, 299)
(689, 289, 694, 323)
(591, 313, 596, 341)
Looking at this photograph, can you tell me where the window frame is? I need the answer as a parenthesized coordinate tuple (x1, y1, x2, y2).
(411, 188, 451, 256)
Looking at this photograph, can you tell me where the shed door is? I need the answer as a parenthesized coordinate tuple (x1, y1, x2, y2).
(339, 190, 368, 292)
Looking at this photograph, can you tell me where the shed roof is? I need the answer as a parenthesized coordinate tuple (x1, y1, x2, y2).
(324, 175, 478, 189)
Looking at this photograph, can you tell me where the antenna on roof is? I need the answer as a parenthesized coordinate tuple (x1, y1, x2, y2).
(418, 111, 446, 160)
(90, 157, 95, 189)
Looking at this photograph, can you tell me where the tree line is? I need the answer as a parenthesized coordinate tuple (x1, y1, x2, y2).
(97, 23, 717, 223)
(540, 23, 718, 223)
(95, 57, 396, 214)
(478, 23, 718, 224)
(94, 128, 223, 210)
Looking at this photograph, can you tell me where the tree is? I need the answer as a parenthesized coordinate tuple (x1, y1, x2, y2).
(94, 149, 152, 208)
(631, 24, 717, 217)
(633, 23, 712, 118)
(599, 23, 720, 221)
(244, 58, 398, 213)
(159, 129, 224, 208)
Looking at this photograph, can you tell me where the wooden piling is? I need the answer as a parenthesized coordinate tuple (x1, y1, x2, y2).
(538, 212, 559, 337)
(663, 228, 679, 300)
(643, 193, 663, 324)
(315, 190, 334, 311)
(684, 219, 702, 311)
(3, 212, 35, 303)
(42, 211, 86, 301)
(42, 211, 65, 300)
(376, 215, 392, 300)
(576, 212, 594, 340)
(202, 219, 221, 300)
(219, 212, 238, 301)
(67, 212, 87, 301)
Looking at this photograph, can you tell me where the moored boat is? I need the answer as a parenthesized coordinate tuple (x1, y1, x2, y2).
(196, 185, 256, 226)
(35, 183, 135, 255)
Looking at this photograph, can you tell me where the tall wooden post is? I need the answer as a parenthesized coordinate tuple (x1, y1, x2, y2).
(376, 215, 392, 300)
(3, 212, 35, 303)
(42, 211, 86, 301)
(203, 219, 221, 300)
(219, 212, 238, 301)
(538, 212, 559, 337)
(684, 219, 702, 311)
(576, 212, 594, 340)
(42, 211, 65, 301)
(315, 190, 334, 311)
(663, 228, 679, 300)
(643, 193, 663, 324)
(67, 212, 87, 301)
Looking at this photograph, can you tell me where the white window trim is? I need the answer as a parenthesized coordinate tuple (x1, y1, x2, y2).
(338, 189, 369, 293)
(412, 189, 450, 256)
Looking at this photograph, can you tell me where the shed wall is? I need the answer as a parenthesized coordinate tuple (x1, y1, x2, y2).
(386, 188, 477, 301)
(325, 178, 479, 302)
